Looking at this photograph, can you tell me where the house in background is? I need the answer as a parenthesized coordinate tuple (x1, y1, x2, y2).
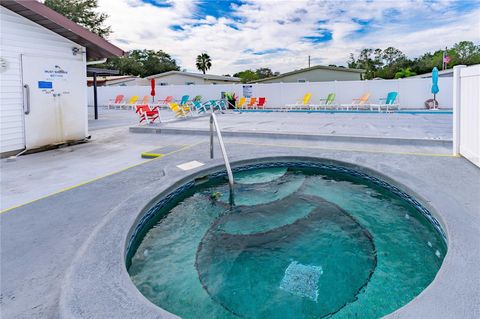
(146, 71, 240, 85)
(409, 69, 454, 79)
(86, 75, 145, 87)
(250, 65, 365, 83)
(0, 0, 123, 156)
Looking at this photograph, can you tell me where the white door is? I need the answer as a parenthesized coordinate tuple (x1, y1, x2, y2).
(21, 55, 87, 149)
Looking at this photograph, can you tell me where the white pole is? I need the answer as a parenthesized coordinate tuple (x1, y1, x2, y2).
(452, 65, 466, 156)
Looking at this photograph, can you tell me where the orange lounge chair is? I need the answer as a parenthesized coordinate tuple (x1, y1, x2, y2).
(108, 95, 124, 109)
(340, 93, 370, 110)
(245, 97, 257, 109)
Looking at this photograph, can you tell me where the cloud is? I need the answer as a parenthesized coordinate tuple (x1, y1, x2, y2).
(99, 0, 480, 74)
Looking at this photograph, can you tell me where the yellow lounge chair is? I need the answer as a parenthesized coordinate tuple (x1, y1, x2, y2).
(236, 97, 247, 109)
(285, 93, 312, 110)
(169, 102, 190, 118)
(121, 95, 139, 110)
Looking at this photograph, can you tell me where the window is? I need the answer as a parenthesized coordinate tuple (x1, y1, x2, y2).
(297, 79, 306, 83)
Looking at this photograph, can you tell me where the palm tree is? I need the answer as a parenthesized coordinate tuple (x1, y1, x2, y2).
(196, 53, 212, 74)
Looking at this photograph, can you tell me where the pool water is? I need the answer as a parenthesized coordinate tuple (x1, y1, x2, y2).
(128, 166, 446, 319)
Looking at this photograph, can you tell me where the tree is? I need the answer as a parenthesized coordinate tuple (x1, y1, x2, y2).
(233, 70, 259, 83)
(44, 0, 111, 38)
(451, 41, 480, 65)
(382, 47, 406, 65)
(196, 53, 212, 74)
(394, 67, 416, 79)
(255, 68, 274, 79)
(103, 49, 180, 77)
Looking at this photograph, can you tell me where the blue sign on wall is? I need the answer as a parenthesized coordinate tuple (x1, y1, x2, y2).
(38, 81, 53, 89)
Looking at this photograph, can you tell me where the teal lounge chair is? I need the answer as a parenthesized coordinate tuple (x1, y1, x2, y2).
(179, 95, 189, 106)
(193, 100, 207, 113)
(370, 92, 399, 112)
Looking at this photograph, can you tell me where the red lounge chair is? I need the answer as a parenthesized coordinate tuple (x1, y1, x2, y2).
(135, 105, 160, 124)
(256, 97, 266, 109)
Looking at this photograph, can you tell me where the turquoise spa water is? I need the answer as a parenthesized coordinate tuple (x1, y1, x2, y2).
(128, 166, 446, 319)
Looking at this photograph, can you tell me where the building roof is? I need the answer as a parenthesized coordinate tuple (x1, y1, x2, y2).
(147, 71, 240, 82)
(251, 65, 365, 83)
(409, 69, 454, 78)
(0, 0, 124, 59)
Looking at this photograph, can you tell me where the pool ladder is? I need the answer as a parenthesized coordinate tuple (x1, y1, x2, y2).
(210, 113, 235, 205)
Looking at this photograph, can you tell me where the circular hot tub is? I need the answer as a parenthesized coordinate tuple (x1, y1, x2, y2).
(126, 162, 446, 319)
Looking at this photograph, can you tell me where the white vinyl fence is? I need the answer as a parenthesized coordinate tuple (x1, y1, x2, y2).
(88, 77, 453, 109)
(453, 65, 480, 167)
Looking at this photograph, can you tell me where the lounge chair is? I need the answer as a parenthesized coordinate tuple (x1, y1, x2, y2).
(122, 95, 139, 110)
(107, 95, 124, 109)
(156, 96, 174, 108)
(192, 100, 208, 113)
(169, 102, 190, 118)
(256, 97, 267, 109)
(340, 93, 370, 110)
(236, 97, 247, 109)
(310, 93, 336, 110)
(245, 97, 257, 109)
(217, 100, 228, 110)
(135, 105, 160, 124)
(285, 93, 312, 110)
(179, 95, 189, 106)
(139, 95, 150, 105)
(369, 92, 400, 112)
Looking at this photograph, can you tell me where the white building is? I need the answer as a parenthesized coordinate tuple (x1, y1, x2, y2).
(147, 71, 240, 86)
(250, 65, 365, 83)
(86, 75, 145, 87)
(0, 0, 123, 156)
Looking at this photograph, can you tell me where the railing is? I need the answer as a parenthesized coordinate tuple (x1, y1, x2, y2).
(210, 113, 235, 205)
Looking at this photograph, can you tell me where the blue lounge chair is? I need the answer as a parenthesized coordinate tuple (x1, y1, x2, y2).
(370, 92, 399, 112)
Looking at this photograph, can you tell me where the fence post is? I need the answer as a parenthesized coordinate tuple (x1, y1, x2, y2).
(452, 65, 466, 156)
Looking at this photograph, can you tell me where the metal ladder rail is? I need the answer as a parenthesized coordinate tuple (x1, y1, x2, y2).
(210, 113, 235, 205)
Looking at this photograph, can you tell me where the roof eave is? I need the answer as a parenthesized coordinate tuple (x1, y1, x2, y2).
(0, 0, 124, 59)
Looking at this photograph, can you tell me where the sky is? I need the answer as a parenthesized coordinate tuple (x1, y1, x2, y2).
(97, 0, 480, 75)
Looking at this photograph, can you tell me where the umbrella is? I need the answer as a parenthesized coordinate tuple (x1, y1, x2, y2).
(150, 78, 156, 102)
(431, 67, 439, 109)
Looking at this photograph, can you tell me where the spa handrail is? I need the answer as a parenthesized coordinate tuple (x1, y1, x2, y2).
(210, 113, 235, 205)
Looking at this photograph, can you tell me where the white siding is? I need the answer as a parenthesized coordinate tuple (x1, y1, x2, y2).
(459, 65, 480, 166)
(0, 6, 85, 153)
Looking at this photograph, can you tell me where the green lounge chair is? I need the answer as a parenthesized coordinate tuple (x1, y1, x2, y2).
(310, 93, 336, 110)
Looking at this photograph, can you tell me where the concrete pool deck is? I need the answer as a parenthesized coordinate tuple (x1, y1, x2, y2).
(1, 112, 478, 319)
(130, 111, 453, 143)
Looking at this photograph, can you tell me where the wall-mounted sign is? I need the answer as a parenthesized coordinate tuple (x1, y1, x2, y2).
(44, 65, 68, 80)
(38, 81, 53, 89)
(243, 85, 252, 98)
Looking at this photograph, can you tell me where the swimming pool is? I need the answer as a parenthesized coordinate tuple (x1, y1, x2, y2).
(127, 162, 446, 319)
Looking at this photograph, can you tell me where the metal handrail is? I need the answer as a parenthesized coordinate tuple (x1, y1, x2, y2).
(210, 113, 235, 205)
